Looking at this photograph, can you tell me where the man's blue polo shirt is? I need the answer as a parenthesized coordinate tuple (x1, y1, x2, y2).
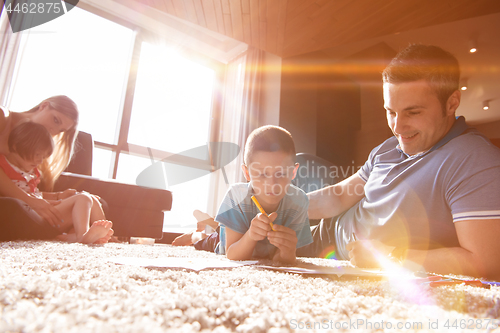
(334, 116, 500, 260)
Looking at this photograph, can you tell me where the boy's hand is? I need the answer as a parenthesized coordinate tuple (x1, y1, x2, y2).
(268, 224, 297, 263)
(248, 212, 277, 241)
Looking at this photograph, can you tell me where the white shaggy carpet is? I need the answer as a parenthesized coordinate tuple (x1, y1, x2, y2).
(1, 241, 500, 332)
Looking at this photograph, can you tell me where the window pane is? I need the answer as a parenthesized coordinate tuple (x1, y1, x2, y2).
(163, 176, 210, 232)
(128, 42, 215, 153)
(116, 153, 209, 232)
(115, 153, 153, 185)
(8, 6, 135, 145)
(92, 147, 113, 180)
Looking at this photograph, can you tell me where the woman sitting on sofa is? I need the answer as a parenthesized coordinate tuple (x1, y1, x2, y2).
(0, 95, 83, 241)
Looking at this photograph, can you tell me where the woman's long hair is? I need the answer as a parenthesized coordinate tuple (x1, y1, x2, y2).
(24, 95, 79, 191)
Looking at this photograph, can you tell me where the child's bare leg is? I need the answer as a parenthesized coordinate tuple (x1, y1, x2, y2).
(89, 195, 106, 223)
(191, 231, 208, 244)
(172, 210, 216, 246)
(69, 193, 93, 241)
(172, 231, 195, 246)
(53, 194, 91, 236)
(193, 210, 218, 230)
(171, 231, 208, 246)
(87, 195, 120, 243)
(54, 193, 110, 243)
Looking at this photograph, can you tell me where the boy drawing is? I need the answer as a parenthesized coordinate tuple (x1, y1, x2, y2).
(174, 125, 312, 263)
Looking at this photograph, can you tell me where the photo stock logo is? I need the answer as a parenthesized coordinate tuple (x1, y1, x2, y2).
(3, 0, 79, 33)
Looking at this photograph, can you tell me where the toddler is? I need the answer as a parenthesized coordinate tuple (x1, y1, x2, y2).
(0, 122, 113, 244)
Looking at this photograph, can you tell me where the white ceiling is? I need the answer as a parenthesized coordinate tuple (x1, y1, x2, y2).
(320, 12, 500, 125)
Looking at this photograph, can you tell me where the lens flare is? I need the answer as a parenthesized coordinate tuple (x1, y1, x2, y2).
(320, 246, 337, 260)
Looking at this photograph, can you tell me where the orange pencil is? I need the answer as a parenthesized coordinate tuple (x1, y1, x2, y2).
(251, 195, 275, 231)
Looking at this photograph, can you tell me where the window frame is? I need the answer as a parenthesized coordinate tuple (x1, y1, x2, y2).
(76, 3, 226, 181)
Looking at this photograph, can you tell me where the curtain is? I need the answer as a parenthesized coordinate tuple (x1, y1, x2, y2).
(0, 9, 23, 106)
(207, 46, 265, 215)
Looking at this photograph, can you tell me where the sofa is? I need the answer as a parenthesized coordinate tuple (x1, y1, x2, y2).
(53, 131, 172, 240)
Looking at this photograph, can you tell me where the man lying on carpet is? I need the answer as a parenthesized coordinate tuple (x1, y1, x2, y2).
(173, 125, 312, 264)
(296, 44, 500, 280)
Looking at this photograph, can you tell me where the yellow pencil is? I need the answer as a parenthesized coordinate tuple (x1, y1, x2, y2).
(251, 195, 275, 231)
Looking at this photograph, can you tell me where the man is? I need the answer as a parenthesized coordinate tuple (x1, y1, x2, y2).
(298, 44, 500, 279)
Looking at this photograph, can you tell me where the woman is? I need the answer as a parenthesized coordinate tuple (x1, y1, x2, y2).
(0, 95, 79, 239)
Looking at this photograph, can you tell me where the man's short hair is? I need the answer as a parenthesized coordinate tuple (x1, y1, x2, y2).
(8, 122, 54, 161)
(382, 44, 460, 109)
(244, 125, 296, 165)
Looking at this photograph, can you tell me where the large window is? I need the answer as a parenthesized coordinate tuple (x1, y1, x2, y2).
(4, 6, 221, 233)
(127, 42, 214, 153)
(8, 6, 134, 145)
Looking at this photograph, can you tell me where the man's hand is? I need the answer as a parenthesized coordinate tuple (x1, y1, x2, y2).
(248, 212, 276, 241)
(346, 240, 396, 268)
(27, 196, 64, 228)
(268, 224, 297, 263)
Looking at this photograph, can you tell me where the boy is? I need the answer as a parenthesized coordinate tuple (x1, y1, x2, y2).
(176, 125, 312, 263)
(0, 122, 113, 244)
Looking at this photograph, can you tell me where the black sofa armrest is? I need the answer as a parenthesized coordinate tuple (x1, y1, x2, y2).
(67, 131, 93, 176)
(292, 153, 343, 226)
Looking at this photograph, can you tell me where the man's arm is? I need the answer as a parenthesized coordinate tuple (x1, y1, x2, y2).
(410, 219, 500, 279)
(347, 219, 500, 279)
(308, 172, 366, 219)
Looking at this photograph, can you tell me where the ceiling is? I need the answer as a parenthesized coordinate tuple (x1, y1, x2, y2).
(122, 0, 500, 58)
(100, 0, 500, 125)
(317, 11, 500, 125)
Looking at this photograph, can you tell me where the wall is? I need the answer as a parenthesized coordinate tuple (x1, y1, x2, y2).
(278, 52, 363, 167)
(315, 73, 360, 166)
(278, 43, 395, 170)
(474, 120, 500, 139)
(259, 51, 282, 126)
(278, 54, 318, 157)
(347, 43, 396, 167)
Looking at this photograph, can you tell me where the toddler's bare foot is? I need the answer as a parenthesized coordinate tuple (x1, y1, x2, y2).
(172, 232, 194, 246)
(80, 220, 113, 244)
(94, 227, 115, 244)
